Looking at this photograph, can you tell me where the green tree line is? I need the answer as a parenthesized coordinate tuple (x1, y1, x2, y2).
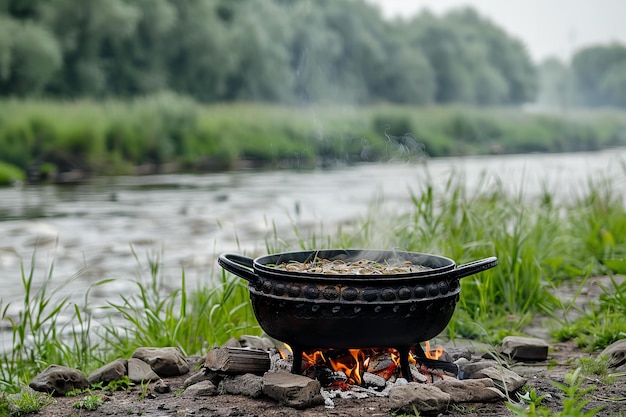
(0, 0, 539, 106)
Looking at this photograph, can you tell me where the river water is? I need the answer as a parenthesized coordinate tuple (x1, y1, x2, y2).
(1, 150, 625, 312)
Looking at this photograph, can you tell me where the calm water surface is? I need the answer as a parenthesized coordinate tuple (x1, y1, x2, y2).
(1, 150, 625, 312)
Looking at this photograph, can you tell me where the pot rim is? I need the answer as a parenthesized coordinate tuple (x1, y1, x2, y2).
(252, 249, 457, 283)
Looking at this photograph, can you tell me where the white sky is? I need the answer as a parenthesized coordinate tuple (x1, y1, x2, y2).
(363, 0, 626, 63)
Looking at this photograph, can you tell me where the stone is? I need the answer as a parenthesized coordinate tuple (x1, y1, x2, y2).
(362, 372, 387, 389)
(87, 358, 128, 385)
(223, 335, 276, 351)
(262, 371, 324, 409)
(456, 359, 500, 379)
(182, 380, 217, 397)
(132, 347, 190, 377)
(599, 338, 626, 372)
(238, 335, 276, 351)
(501, 336, 549, 361)
(183, 369, 221, 389)
(223, 337, 242, 348)
(447, 347, 473, 362)
(409, 365, 429, 383)
(29, 365, 89, 396)
(388, 382, 451, 414)
(472, 366, 527, 393)
(154, 379, 171, 394)
(219, 373, 264, 398)
(127, 358, 160, 383)
(434, 377, 506, 403)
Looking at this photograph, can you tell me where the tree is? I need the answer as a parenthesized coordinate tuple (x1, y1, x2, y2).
(406, 7, 536, 106)
(166, 0, 236, 102)
(0, 15, 62, 96)
(572, 43, 626, 107)
(219, 0, 295, 102)
(37, 0, 142, 97)
(408, 12, 474, 104)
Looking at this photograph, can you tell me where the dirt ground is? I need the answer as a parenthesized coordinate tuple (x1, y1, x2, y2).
(37, 340, 626, 417)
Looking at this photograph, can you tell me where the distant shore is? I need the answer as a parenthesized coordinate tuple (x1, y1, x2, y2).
(1, 96, 626, 185)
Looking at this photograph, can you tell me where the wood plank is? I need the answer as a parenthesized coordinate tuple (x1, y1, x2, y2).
(205, 347, 271, 374)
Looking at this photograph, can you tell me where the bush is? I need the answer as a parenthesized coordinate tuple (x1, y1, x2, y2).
(0, 161, 25, 185)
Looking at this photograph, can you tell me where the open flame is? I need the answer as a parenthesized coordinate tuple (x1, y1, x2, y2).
(302, 348, 369, 386)
(424, 340, 443, 360)
(279, 341, 447, 389)
(295, 342, 445, 388)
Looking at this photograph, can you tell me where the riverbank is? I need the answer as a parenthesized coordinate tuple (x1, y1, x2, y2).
(1, 97, 626, 185)
(2, 150, 626, 416)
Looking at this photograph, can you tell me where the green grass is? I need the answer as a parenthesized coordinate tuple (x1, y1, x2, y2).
(99, 248, 260, 361)
(507, 368, 604, 417)
(1, 389, 55, 416)
(554, 272, 626, 350)
(72, 394, 104, 411)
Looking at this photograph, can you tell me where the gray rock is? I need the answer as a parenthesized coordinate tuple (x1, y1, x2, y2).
(223, 337, 242, 348)
(262, 371, 324, 409)
(29, 365, 89, 396)
(87, 358, 128, 385)
(434, 377, 505, 403)
(409, 365, 429, 383)
(362, 372, 387, 389)
(238, 335, 276, 351)
(127, 358, 160, 383)
(219, 373, 264, 398)
(183, 368, 221, 389)
(222, 335, 276, 351)
(388, 382, 451, 414)
(501, 336, 549, 361)
(154, 379, 171, 394)
(183, 380, 217, 397)
(457, 359, 500, 379)
(447, 347, 473, 362)
(599, 338, 626, 372)
(132, 347, 190, 377)
(472, 366, 527, 393)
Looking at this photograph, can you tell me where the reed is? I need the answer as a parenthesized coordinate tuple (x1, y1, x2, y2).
(98, 248, 261, 362)
(1, 252, 78, 387)
(1, 98, 625, 184)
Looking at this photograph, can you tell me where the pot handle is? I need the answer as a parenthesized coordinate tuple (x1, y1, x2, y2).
(218, 253, 258, 283)
(455, 256, 498, 279)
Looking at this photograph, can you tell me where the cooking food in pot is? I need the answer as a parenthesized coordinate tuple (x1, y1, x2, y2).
(271, 257, 433, 275)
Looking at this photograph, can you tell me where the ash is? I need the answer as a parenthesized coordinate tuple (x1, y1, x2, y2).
(321, 376, 409, 408)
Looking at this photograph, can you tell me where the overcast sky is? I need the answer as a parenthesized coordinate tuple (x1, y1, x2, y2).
(363, 0, 626, 63)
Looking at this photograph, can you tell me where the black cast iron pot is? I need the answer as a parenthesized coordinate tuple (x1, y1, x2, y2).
(218, 249, 497, 379)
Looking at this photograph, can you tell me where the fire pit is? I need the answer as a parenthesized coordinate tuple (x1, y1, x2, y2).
(218, 249, 497, 381)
